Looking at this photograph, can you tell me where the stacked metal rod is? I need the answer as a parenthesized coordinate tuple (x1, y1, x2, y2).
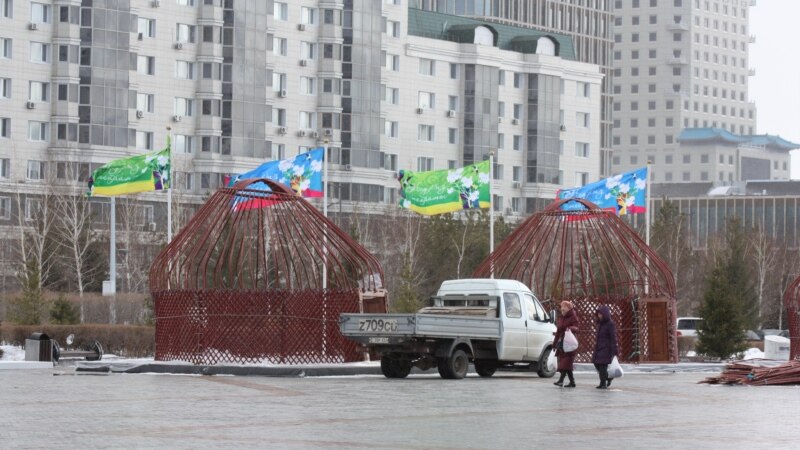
(700, 360, 800, 385)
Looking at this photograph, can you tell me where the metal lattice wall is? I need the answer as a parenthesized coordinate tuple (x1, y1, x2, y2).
(473, 198, 678, 363)
(149, 179, 385, 365)
(786, 275, 800, 360)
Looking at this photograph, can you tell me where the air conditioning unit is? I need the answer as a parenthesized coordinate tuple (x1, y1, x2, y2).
(512, 118, 520, 125)
(279, 89, 288, 98)
(416, 107, 424, 114)
(136, 110, 144, 119)
(174, 42, 184, 50)
(148, 222, 157, 232)
(297, 24, 306, 31)
(560, 124, 566, 132)
(324, 128, 333, 136)
(26, 101, 36, 109)
(297, 130, 307, 137)
(299, 59, 308, 67)
(28, 23, 38, 31)
(138, 33, 144, 41)
(173, 115, 183, 122)
(498, 117, 503, 123)
(278, 126, 288, 135)
(447, 110, 455, 118)
(310, 131, 319, 139)
(151, 0, 160, 7)
(343, 164, 353, 171)
(512, 181, 521, 189)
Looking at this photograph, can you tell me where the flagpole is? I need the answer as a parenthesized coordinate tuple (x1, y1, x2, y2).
(322, 139, 328, 290)
(109, 196, 116, 294)
(645, 162, 651, 247)
(167, 126, 173, 243)
(489, 150, 495, 279)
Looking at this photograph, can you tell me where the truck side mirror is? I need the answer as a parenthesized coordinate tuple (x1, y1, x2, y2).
(548, 310, 556, 323)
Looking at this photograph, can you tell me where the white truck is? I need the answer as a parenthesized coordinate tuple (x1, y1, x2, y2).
(340, 279, 557, 380)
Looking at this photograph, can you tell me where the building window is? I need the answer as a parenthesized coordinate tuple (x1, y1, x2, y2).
(417, 156, 433, 171)
(174, 135, 194, 153)
(300, 42, 316, 59)
(513, 135, 522, 151)
(450, 63, 458, 79)
(273, 2, 288, 21)
(176, 24, 196, 43)
(576, 112, 589, 128)
(300, 77, 316, 95)
(575, 172, 589, 187)
(417, 125, 434, 142)
(138, 17, 155, 37)
(30, 2, 50, 23)
(0, 77, 10, 99)
(175, 61, 195, 79)
(272, 72, 286, 91)
(137, 93, 154, 113)
(28, 121, 49, 142)
(419, 58, 435, 76)
(299, 111, 316, 129)
(272, 108, 286, 126)
(513, 72, 523, 88)
(1, 38, 10, 59)
(28, 81, 49, 102)
(385, 53, 399, 71)
(385, 19, 399, 37)
(418, 91, 435, 109)
(384, 120, 398, 138)
(384, 86, 399, 105)
(27, 160, 45, 180)
(138, 55, 155, 75)
(448, 128, 458, 144)
(301, 7, 317, 25)
(29, 42, 50, 63)
(177, 0, 196, 5)
(136, 131, 153, 150)
(0, 118, 9, 138)
(1, 0, 12, 18)
(272, 37, 287, 56)
(575, 142, 589, 158)
(174, 98, 194, 117)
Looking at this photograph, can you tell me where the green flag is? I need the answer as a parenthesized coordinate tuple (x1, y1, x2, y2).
(88, 139, 171, 197)
(397, 161, 491, 215)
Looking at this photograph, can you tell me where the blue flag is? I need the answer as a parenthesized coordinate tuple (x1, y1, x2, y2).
(230, 148, 324, 197)
(558, 167, 648, 215)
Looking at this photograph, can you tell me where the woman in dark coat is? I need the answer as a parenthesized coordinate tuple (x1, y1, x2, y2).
(553, 300, 580, 388)
(592, 305, 619, 389)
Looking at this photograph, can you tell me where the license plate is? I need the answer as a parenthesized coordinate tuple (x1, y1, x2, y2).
(358, 318, 398, 333)
(368, 337, 390, 344)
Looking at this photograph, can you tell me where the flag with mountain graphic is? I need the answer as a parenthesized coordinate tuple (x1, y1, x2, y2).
(397, 161, 491, 216)
(88, 138, 171, 197)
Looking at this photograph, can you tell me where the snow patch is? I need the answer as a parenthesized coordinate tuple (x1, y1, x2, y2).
(0, 344, 25, 361)
(742, 347, 765, 360)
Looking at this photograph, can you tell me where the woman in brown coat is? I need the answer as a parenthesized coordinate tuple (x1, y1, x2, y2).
(553, 300, 580, 387)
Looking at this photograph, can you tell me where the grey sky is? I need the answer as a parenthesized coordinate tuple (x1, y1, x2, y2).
(749, 2, 800, 179)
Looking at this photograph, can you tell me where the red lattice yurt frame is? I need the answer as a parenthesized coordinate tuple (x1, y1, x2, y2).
(785, 275, 800, 360)
(149, 179, 385, 365)
(473, 198, 678, 363)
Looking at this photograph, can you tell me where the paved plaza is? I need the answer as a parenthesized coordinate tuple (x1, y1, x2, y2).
(1, 368, 798, 449)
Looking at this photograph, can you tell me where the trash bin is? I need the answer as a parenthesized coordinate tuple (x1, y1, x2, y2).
(25, 333, 53, 362)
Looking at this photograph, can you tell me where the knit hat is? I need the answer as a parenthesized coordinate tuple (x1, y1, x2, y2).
(560, 300, 574, 310)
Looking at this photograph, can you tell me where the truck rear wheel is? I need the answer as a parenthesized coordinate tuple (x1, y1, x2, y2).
(474, 360, 496, 378)
(438, 349, 469, 379)
(380, 355, 411, 378)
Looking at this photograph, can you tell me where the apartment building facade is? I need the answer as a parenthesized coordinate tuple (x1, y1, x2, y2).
(0, 0, 601, 230)
(611, 0, 759, 181)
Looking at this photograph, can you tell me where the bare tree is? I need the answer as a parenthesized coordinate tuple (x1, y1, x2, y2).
(748, 226, 780, 328)
(13, 181, 57, 291)
(51, 163, 100, 321)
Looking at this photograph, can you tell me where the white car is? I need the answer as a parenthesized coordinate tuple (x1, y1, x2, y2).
(676, 317, 703, 337)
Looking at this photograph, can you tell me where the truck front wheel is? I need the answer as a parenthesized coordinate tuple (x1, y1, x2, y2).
(438, 349, 469, 379)
(536, 347, 557, 378)
(380, 355, 411, 378)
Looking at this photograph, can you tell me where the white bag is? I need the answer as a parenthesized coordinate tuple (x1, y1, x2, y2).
(608, 356, 624, 378)
(563, 329, 579, 353)
(546, 348, 557, 372)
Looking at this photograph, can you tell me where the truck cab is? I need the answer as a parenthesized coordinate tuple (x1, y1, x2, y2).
(434, 279, 555, 363)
